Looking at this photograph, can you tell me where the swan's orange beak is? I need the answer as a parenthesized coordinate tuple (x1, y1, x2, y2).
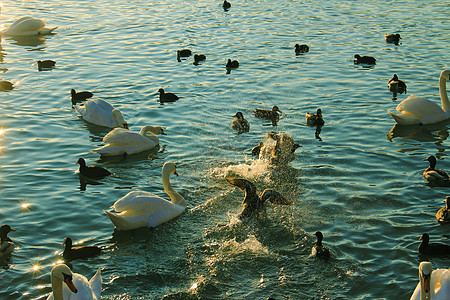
(174, 170, 179, 176)
(63, 274, 78, 293)
(123, 124, 129, 130)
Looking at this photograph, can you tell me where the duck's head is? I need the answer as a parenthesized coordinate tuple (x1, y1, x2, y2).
(423, 155, 437, 168)
(445, 196, 450, 208)
(314, 231, 324, 243)
(354, 54, 361, 60)
(392, 74, 399, 81)
(51, 264, 78, 293)
(418, 261, 432, 299)
(158, 88, 165, 94)
(62, 237, 73, 248)
(75, 158, 86, 167)
(233, 112, 244, 119)
(272, 106, 282, 113)
(419, 233, 430, 244)
(0, 225, 15, 236)
(316, 108, 323, 117)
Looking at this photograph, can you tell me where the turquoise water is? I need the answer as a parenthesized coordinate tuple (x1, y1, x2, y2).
(1, 0, 449, 298)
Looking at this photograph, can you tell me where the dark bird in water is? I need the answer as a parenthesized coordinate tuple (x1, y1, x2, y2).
(193, 54, 206, 65)
(251, 141, 264, 156)
(436, 196, 450, 224)
(311, 231, 330, 260)
(388, 74, 407, 97)
(295, 44, 309, 54)
(0, 224, 15, 256)
(177, 49, 192, 62)
(231, 112, 250, 133)
(226, 177, 292, 220)
(254, 106, 282, 120)
(223, 0, 231, 10)
(0, 80, 14, 91)
(354, 54, 376, 65)
(226, 59, 239, 68)
(71, 89, 93, 106)
(158, 88, 179, 102)
(37, 60, 56, 71)
(257, 132, 300, 164)
(423, 155, 450, 185)
(306, 108, 325, 126)
(418, 233, 450, 257)
(62, 237, 102, 261)
(385, 33, 402, 45)
(76, 158, 111, 179)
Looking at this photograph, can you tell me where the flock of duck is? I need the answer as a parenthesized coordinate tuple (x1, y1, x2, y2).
(1, 6, 450, 299)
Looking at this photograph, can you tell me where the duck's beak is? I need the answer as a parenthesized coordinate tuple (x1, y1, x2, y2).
(161, 129, 167, 135)
(174, 170, 179, 176)
(10, 228, 16, 232)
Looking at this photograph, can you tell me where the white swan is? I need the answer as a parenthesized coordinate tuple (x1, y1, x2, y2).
(104, 162, 186, 230)
(2, 17, 57, 37)
(47, 264, 101, 300)
(410, 261, 450, 300)
(74, 99, 128, 129)
(91, 125, 166, 156)
(389, 70, 450, 125)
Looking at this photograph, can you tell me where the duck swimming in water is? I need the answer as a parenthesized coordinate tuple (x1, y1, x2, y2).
(418, 233, 450, 257)
(76, 158, 111, 179)
(354, 54, 376, 65)
(71, 89, 93, 106)
(295, 44, 309, 54)
(385, 33, 402, 45)
(231, 112, 250, 133)
(306, 108, 325, 126)
(388, 74, 407, 97)
(62, 237, 102, 261)
(423, 155, 450, 185)
(226, 177, 292, 220)
(436, 196, 450, 224)
(37, 60, 56, 71)
(254, 106, 282, 120)
(177, 49, 192, 62)
(158, 88, 179, 102)
(0, 225, 15, 256)
(311, 231, 330, 260)
(193, 54, 206, 65)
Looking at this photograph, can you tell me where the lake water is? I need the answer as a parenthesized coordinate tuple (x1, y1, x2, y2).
(1, 0, 450, 299)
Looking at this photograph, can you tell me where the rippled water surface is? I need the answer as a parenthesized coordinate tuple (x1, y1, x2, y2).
(1, 0, 450, 299)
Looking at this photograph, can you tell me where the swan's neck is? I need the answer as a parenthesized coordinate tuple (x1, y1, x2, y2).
(162, 171, 186, 206)
(440, 71, 449, 112)
(140, 127, 158, 142)
(51, 273, 64, 300)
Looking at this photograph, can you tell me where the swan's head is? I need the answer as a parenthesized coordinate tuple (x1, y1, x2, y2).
(51, 264, 78, 293)
(163, 161, 178, 176)
(442, 69, 450, 80)
(141, 125, 166, 136)
(418, 261, 432, 299)
(111, 109, 128, 129)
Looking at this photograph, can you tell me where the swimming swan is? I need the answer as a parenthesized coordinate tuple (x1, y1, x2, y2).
(389, 70, 450, 125)
(410, 261, 450, 300)
(2, 17, 57, 37)
(104, 162, 186, 230)
(91, 125, 166, 156)
(47, 264, 101, 300)
(74, 99, 128, 129)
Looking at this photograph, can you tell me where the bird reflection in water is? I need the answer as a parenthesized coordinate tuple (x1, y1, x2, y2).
(387, 122, 450, 144)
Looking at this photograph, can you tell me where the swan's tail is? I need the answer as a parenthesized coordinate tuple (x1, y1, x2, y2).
(388, 110, 421, 125)
(103, 210, 146, 230)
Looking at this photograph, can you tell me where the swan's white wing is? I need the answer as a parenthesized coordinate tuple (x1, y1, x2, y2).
(3, 17, 56, 36)
(75, 99, 116, 128)
(102, 128, 149, 146)
(112, 191, 172, 215)
(88, 268, 102, 300)
(396, 95, 444, 118)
